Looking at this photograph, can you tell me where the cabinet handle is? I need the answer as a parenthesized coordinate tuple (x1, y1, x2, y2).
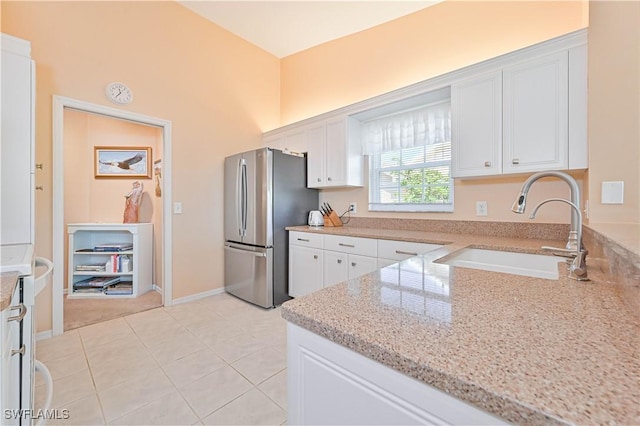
(297, 238, 310, 242)
(337, 259, 342, 264)
(395, 250, 418, 256)
(484, 161, 491, 167)
(338, 243, 355, 248)
(317, 178, 321, 182)
(351, 262, 356, 267)
(8, 304, 27, 322)
(36, 186, 44, 191)
(327, 177, 332, 181)
(512, 158, 520, 165)
(313, 255, 318, 260)
(11, 345, 25, 357)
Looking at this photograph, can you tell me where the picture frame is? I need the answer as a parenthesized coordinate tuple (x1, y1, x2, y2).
(94, 146, 152, 179)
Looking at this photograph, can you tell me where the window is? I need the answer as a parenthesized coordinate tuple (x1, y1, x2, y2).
(369, 141, 452, 212)
(361, 94, 453, 212)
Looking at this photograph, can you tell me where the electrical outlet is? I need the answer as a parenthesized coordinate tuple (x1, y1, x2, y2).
(476, 201, 488, 216)
(348, 202, 357, 214)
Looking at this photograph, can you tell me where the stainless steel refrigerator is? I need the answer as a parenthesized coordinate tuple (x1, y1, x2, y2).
(224, 148, 318, 308)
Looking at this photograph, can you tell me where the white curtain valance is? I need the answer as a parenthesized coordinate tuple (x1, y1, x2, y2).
(361, 101, 451, 155)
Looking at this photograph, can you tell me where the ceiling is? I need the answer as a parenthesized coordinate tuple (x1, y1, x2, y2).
(178, 1, 443, 58)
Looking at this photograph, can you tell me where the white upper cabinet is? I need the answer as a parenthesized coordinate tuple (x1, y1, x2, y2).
(451, 71, 503, 177)
(1, 34, 35, 245)
(503, 51, 569, 174)
(451, 36, 587, 178)
(263, 128, 307, 155)
(264, 30, 587, 182)
(307, 116, 363, 188)
(305, 124, 326, 187)
(263, 116, 363, 189)
(567, 44, 588, 170)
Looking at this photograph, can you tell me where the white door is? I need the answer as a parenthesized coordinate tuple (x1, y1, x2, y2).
(503, 51, 569, 173)
(348, 254, 378, 279)
(323, 251, 348, 288)
(306, 125, 325, 188)
(451, 71, 502, 177)
(325, 118, 347, 186)
(289, 245, 323, 297)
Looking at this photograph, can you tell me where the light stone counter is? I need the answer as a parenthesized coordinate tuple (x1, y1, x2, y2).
(282, 225, 640, 425)
(0, 272, 20, 311)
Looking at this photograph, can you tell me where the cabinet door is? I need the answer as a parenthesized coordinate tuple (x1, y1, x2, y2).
(262, 133, 284, 150)
(323, 251, 348, 288)
(289, 245, 323, 298)
(503, 51, 568, 174)
(1, 41, 33, 245)
(306, 125, 326, 188)
(283, 129, 307, 154)
(451, 71, 502, 177)
(348, 254, 378, 279)
(324, 118, 347, 186)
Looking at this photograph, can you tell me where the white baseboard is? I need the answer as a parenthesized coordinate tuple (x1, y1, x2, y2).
(172, 287, 225, 305)
(152, 284, 162, 293)
(36, 330, 53, 341)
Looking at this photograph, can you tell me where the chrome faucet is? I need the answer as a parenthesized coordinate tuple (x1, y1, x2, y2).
(511, 171, 582, 251)
(529, 198, 589, 281)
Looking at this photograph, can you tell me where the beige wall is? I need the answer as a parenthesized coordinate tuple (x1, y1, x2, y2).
(280, 0, 589, 223)
(587, 1, 640, 224)
(2, 1, 280, 332)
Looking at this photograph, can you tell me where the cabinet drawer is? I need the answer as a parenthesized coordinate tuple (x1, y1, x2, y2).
(324, 235, 377, 257)
(377, 240, 443, 261)
(290, 231, 323, 249)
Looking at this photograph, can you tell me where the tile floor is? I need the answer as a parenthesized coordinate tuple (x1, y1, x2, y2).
(34, 292, 288, 425)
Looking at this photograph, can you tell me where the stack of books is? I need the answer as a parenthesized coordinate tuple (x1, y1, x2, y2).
(93, 242, 133, 252)
(104, 281, 133, 295)
(73, 276, 121, 293)
(75, 263, 106, 272)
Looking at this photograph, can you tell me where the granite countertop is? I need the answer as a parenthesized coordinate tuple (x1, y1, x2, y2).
(281, 226, 640, 425)
(1, 272, 20, 311)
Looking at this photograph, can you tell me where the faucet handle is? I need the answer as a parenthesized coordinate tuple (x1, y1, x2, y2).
(541, 246, 576, 258)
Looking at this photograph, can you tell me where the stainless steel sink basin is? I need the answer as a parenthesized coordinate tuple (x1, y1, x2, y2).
(440, 248, 562, 279)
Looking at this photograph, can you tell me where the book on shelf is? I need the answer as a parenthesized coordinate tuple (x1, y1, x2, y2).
(72, 287, 104, 294)
(105, 281, 133, 295)
(76, 263, 106, 272)
(73, 276, 121, 289)
(93, 242, 133, 252)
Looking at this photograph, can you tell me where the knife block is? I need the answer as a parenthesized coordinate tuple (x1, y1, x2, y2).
(324, 211, 343, 227)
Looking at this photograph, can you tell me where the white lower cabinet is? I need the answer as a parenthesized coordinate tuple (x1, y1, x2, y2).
(289, 231, 324, 298)
(287, 323, 508, 425)
(289, 231, 443, 298)
(289, 246, 324, 298)
(323, 251, 378, 288)
(323, 251, 348, 287)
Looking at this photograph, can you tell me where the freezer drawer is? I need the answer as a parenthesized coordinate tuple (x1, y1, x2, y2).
(224, 243, 273, 308)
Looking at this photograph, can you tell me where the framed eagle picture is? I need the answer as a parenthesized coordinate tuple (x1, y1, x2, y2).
(94, 146, 152, 179)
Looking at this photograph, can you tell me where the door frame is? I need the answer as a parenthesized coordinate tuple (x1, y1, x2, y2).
(52, 96, 173, 336)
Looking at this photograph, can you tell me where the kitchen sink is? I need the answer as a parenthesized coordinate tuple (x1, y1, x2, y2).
(439, 248, 563, 279)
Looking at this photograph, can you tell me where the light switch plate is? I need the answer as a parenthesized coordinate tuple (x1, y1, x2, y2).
(601, 181, 624, 204)
(173, 202, 183, 214)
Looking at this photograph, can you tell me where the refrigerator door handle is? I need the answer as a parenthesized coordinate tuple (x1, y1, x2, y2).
(224, 244, 267, 258)
(240, 159, 248, 236)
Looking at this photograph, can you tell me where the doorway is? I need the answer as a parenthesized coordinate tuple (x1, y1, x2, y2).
(52, 96, 173, 336)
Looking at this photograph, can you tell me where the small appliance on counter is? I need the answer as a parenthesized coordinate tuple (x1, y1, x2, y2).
(308, 210, 323, 227)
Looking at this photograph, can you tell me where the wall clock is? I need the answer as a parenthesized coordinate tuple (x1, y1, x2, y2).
(105, 82, 133, 105)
